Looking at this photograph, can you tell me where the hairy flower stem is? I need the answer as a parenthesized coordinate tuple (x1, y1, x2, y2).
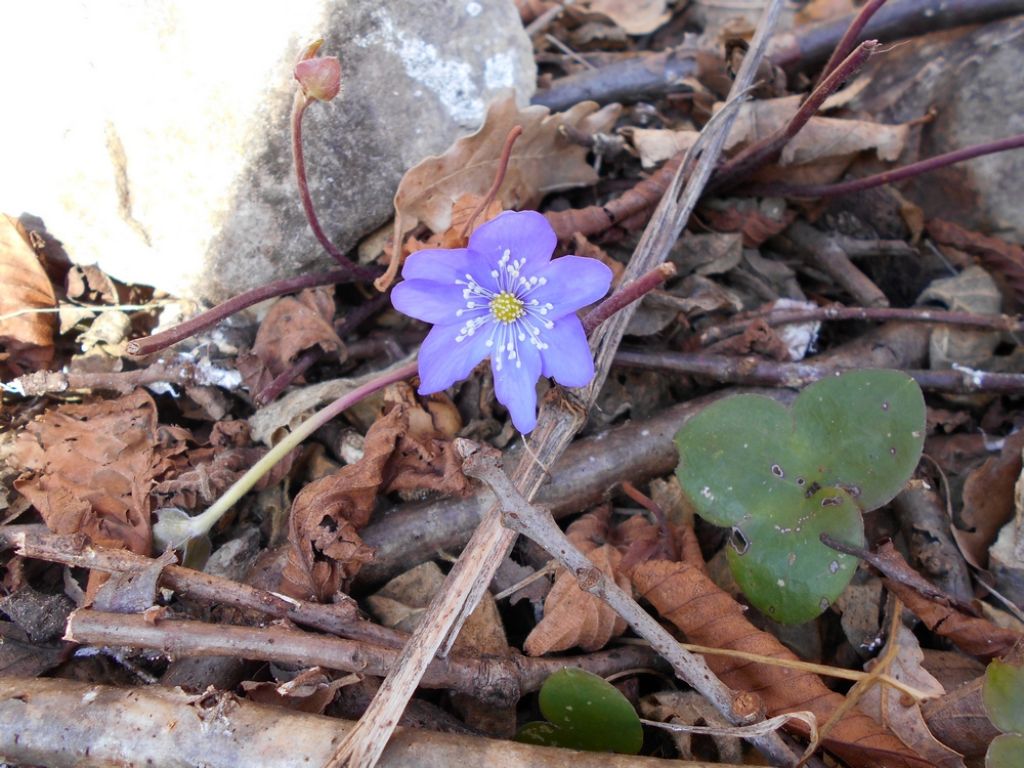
(254, 346, 324, 406)
(154, 358, 417, 549)
(460, 125, 523, 239)
(751, 132, 1024, 198)
(128, 268, 363, 356)
(582, 262, 677, 336)
(291, 92, 376, 280)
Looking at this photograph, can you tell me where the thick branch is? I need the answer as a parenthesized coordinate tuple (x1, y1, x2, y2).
(0, 678, 737, 768)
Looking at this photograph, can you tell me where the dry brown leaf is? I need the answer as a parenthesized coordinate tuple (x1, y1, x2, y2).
(639, 690, 743, 764)
(393, 93, 620, 239)
(921, 672, 1001, 759)
(633, 560, 933, 768)
(884, 577, 1024, 659)
(0, 214, 56, 377)
(582, 0, 671, 35)
(242, 668, 359, 715)
(524, 508, 630, 655)
(281, 402, 470, 601)
(954, 430, 1024, 569)
(628, 97, 907, 178)
(11, 391, 174, 595)
(859, 624, 965, 768)
(240, 287, 344, 396)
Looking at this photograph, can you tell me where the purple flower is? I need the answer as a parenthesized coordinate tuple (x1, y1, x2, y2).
(391, 210, 613, 433)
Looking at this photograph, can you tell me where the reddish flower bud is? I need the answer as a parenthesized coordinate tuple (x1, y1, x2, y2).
(294, 48, 341, 102)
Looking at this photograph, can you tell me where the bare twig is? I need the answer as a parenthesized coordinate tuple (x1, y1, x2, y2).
(696, 304, 1024, 347)
(785, 221, 888, 307)
(13, 530, 393, 645)
(65, 610, 665, 706)
(614, 349, 1024, 395)
(4, 362, 202, 397)
(327, 4, 800, 768)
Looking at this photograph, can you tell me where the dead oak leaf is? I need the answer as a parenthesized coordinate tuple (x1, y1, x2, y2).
(0, 214, 56, 377)
(394, 93, 620, 240)
(11, 391, 173, 595)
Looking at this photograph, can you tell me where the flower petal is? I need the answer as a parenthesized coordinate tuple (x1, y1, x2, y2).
(401, 248, 477, 285)
(491, 328, 543, 434)
(391, 280, 484, 325)
(417, 321, 493, 394)
(539, 315, 595, 388)
(468, 210, 556, 272)
(531, 256, 613, 319)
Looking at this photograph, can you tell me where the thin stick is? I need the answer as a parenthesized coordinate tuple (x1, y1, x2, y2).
(697, 303, 1024, 346)
(255, 346, 324, 406)
(127, 268, 362, 356)
(751, 133, 1024, 198)
(325, 4, 798, 768)
(814, 0, 887, 87)
(461, 125, 523, 239)
(65, 610, 654, 705)
(291, 91, 375, 279)
(581, 263, 676, 335)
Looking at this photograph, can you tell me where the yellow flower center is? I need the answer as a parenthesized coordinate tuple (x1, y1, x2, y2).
(490, 291, 525, 324)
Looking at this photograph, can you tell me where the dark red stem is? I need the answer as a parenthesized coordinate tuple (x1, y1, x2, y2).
(711, 40, 876, 193)
(127, 268, 360, 356)
(582, 263, 677, 337)
(255, 347, 324, 406)
(815, 0, 888, 87)
(461, 125, 523, 238)
(291, 92, 376, 280)
(750, 133, 1024, 199)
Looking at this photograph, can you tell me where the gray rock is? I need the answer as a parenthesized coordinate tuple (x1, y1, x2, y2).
(1, 0, 534, 302)
(854, 16, 1024, 242)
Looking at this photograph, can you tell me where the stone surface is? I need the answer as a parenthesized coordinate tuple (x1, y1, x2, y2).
(1, 1, 534, 302)
(854, 16, 1024, 242)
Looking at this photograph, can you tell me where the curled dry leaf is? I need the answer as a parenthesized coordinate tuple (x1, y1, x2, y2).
(633, 560, 932, 768)
(524, 508, 669, 655)
(239, 287, 344, 395)
(0, 214, 56, 377)
(11, 391, 175, 595)
(859, 624, 966, 768)
(393, 93, 620, 240)
(926, 219, 1024, 306)
(884, 577, 1023, 660)
(281, 402, 470, 602)
(582, 0, 671, 35)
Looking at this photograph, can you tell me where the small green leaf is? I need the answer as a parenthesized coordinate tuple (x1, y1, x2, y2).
(984, 658, 1024, 734)
(675, 370, 924, 623)
(516, 668, 643, 754)
(986, 733, 1024, 768)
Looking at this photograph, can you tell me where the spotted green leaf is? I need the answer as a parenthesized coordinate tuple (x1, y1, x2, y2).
(675, 370, 925, 623)
(516, 668, 643, 754)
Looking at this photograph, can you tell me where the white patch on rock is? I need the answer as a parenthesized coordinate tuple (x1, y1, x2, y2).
(354, 9, 484, 126)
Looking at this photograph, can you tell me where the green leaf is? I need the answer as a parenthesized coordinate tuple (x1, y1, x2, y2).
(515, 668, 643, 754)
(987, 733, 1024, 768)
(675, 370, 924, 623)
(985, 658, 1024, 734)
